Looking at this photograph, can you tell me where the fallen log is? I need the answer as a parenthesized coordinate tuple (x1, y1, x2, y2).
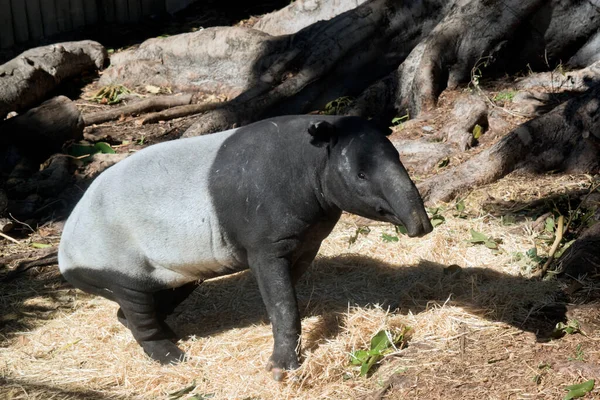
(0, 41, 107, 118)
(0, 96, 84, 162)
(83, 93, 193, 125)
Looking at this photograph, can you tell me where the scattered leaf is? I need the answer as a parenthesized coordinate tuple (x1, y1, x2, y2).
(431, 215, 445, 228)
(467, 229, 500, 250)
(168, 381, 196, 399)
(468, 229, 489, 243)
(545, 217, 555, 233)
(187, 394, 215, 400)
(381, 233, 399, 243)
(437, 158, 449, 168)
(350, 327, 411, 377)
(31, 243, 52, 249)
(395, 224, 408, 235)
(349, 226, 371, 246)
(94, 142, 116, 154)
(323, 96, 354, 115)
(472, 124, 483, 140)
(145, 85, 161, 94)
(564, 379, 594, 400)
(391, 113, 409, 126)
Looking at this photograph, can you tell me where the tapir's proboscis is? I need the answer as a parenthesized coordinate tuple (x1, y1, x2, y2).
(58, 115, 433, 380)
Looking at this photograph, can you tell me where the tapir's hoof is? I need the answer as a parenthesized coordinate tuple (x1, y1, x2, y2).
(141, 339, 185, 365)
(266, 356, 300, 381)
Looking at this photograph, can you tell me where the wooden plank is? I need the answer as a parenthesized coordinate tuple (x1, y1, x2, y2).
(40, 0, 58, 36)
(25, 0, 44, 40)
(102, 0, 115, 23)
(69, 0, 85, 29)
(83, 0, 98, 25)
(115, 0, 129, 24)
(10, 0, 29, 43)
(128, 0, 142, 22)
(0, 0, 15, 48)
(55, 0, 72, 32)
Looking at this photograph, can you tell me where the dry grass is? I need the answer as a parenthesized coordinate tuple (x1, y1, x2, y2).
(1, 172, 599, 400)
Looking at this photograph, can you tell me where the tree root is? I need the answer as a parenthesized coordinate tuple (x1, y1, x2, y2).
(83, 93, 193, 125)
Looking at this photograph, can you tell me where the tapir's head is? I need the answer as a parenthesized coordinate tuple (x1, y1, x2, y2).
(309, 117, 433, 238)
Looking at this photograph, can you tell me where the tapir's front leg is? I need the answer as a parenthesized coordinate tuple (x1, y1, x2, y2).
(249, 252, 301, 381)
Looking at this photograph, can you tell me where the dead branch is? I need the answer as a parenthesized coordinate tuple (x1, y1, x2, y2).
(139, 101, 223, 125)
(83, 93, 193, 126)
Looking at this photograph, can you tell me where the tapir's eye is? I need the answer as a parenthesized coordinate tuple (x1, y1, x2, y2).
(358, 172, 366, 180)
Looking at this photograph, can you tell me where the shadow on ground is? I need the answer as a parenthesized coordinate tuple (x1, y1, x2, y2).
(170, 254, 567, 347)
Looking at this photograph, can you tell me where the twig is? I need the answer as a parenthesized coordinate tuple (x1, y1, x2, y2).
(533, 215, 564, 278)
(0, 231, 20, 244)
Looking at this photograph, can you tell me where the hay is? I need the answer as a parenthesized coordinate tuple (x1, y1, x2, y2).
(1, 173, 599, 399)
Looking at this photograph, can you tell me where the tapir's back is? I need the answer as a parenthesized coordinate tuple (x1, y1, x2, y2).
(58, 128, 241, 288)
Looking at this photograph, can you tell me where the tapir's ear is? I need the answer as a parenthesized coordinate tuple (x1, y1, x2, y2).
(308, 120, 337, 147)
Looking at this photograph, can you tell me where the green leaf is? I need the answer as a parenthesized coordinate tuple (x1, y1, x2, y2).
(456, 200, 465, 212)
(545, 217, 555, 233)
(564, 379, 594, 400)
(484, 240, 498, 249)
(382, 233, 399, 242)
(552, 320, 581, 338)
(468, 229, 489, 243)
(370, 330, 391, 353)
(31, 243, 52, 249)
(391, 114, 409, 125)
(348, 226, 371, 246)
(555, 239, 576, 259)
(472, 124, 483, 140)
(67, 143, 97, 158)
(168, 381, 196, 399)
(94, 142, 116, 154)
(431, 215, 445, 228)
(361, 353, 383, 377)
(350, 350, 369, 365)
(395, 224, 408, 235)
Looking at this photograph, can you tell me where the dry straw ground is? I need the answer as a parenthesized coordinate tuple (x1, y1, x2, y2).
(1, 171, 599, 399)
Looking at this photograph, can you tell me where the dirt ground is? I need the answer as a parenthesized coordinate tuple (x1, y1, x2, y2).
(1, 77, 600, 399)
(1, 3, 600, 400)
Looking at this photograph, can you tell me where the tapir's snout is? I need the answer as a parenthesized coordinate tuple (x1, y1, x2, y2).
(405, 210, 433, 238)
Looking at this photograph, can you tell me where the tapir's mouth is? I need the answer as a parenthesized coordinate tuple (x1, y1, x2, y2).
(376, 206, 432, 238)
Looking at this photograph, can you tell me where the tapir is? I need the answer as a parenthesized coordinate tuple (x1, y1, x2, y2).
(58, 115, 433, 380)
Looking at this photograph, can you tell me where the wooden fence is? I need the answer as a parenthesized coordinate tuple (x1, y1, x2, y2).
(0, 0, 194, 49)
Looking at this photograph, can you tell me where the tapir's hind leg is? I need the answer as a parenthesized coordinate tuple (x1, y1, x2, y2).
(117, 281, 200, 340)
(154, 281, 200, 319)
(115, 285, 185, 365)
(62, 268, 185, 364)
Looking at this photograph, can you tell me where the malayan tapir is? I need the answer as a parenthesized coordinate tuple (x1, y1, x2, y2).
(58, 115, 432, 380)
